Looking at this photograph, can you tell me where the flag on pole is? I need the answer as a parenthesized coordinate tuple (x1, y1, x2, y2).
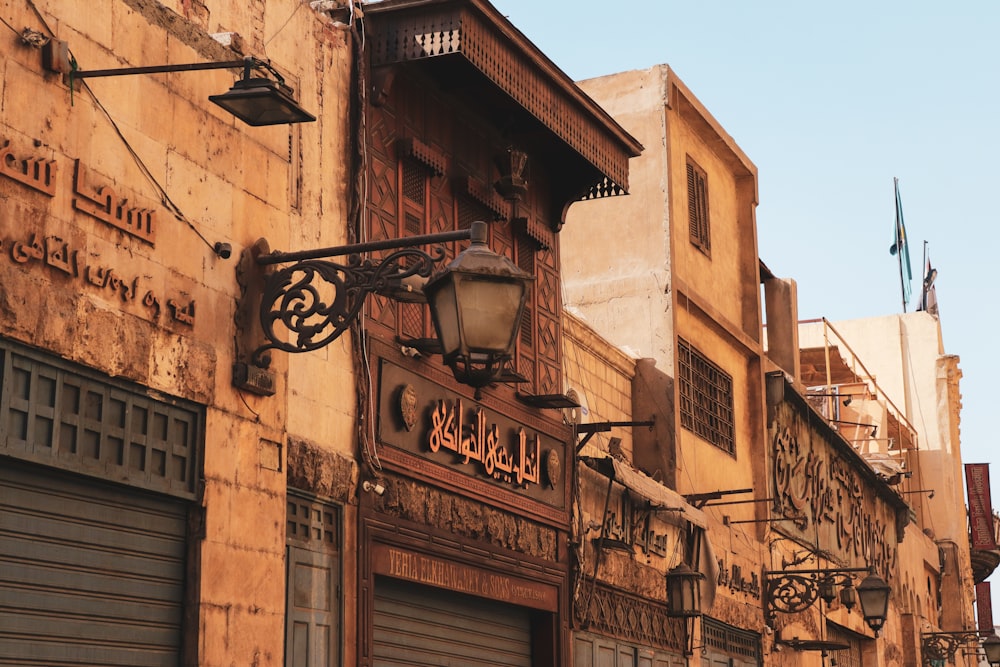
(918, 252, 938, 315)
(889, 177, 912, 311)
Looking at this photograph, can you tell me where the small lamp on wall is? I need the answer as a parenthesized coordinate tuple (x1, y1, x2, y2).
(665, 562, 703, 618)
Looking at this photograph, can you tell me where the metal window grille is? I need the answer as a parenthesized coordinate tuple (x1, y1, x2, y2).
(686, 159, 710, 255)
(678, 338, 735, 455)
(827, 624, 864, 667)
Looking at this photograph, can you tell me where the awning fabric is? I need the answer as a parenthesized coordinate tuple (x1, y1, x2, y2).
(580, 453, 719, 610)
(581, 455, 707, 529)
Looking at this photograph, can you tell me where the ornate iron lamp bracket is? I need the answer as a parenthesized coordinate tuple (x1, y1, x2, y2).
(921, 631, 991, 663)
(253, 246, 443, 366)
(763, 567, 870, 624)
(234, 229, 471, 394)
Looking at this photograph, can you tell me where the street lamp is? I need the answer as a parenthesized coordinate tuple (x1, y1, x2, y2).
(856, 571, 891, 636)
(665, 562, 703, 618)
(922, 631, 1000, 664)
(70, 56, 315, 126)
(208, 58, 315, 126)
(423, 221, 533, 391)
(983, 634, 1000, 665)
(234, 221, 531, 396)
(763, 567, 890, 637)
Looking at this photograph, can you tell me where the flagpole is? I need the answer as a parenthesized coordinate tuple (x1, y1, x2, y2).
(920, 239, 928, 311)
(895, 177, 906, 313)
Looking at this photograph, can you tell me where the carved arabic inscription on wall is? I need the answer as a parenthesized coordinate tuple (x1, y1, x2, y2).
(0, 139, 194, 326)
(772, 408, 896, 575)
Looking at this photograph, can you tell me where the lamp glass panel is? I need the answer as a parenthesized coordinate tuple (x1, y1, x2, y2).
(209, 82, 315, 126)
(857, 576, 890, 620)
(428, 281, 460, 355)
(454, 277, 524, 352)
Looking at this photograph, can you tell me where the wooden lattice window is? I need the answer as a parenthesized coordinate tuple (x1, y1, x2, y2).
(678, 338, 734, 455)
(516, 234, 535, 348)
(0, 337, 202, 499)
(286, 493, 340, 550)
(686, 158, 710, 255)
(402, 158, 427, 206)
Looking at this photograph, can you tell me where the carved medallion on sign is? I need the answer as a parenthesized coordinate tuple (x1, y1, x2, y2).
(544, 449, 560, 489)
(398, 384, 418, 431)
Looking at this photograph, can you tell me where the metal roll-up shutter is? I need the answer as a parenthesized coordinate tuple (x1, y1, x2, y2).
(374, 577, 532, 666)
(0, 461, 187, 667)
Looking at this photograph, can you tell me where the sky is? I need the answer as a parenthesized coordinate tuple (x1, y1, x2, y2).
(490, 0, 1000, 617)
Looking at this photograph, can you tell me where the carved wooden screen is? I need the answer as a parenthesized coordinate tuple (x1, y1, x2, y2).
(364, 73, 563, 396)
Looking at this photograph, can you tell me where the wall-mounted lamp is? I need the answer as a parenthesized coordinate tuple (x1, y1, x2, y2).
(234, 221, 531, 397)
(71, 56, 315, 126)
(922, 631, 1000, 664)
(423, 222, 533, 391)
(901, 489, 935, 499)
(665, 562, 703, 618)
(984, 634, 1000, 665)
(763, 567, 890, 636)
(665, 562, 704, 656)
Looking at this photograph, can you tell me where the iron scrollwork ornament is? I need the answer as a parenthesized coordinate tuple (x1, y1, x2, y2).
(763, 569, 860, 624)
(252, 246, 445, 367)
(765, 572, 821, 617)
(921, 632, 985, 663)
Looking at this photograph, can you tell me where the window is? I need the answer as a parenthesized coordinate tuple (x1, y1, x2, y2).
(702, 617, 761, 666)
(678, 338, 735, 454)
(827, 623, 865, 667)
(686, 158, 710, 255)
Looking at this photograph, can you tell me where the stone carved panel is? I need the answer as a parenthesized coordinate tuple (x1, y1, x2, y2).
(771, 402, 898, 576)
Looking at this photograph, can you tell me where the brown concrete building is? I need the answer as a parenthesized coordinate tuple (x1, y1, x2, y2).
(563, 65, 769, 666)
(0, 0, 348, 664)
(0, 0, 642, 665)
(561, 64, 986, 666)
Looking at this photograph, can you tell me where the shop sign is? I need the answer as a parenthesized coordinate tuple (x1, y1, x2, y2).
(966, 463, 997, 550)
(373, 543, 558, 611)
(377, 361, 566, 510)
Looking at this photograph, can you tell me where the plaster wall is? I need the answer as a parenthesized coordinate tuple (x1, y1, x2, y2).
(562, 66, 673, 364)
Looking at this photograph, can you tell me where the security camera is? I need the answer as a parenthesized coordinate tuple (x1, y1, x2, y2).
(362, 480, 386, 496)
(214, 242, 232, 259)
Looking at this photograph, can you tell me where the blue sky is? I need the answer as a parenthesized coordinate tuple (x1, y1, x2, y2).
(491, 0, 1000, 616)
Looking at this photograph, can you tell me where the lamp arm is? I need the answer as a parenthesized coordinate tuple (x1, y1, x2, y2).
(256, 228, 472, 265)
(73, 59, 250, 79)
(251, 245, 446, 367)
(763, 567, 871, 622)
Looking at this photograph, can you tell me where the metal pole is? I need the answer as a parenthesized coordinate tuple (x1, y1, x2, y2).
(74, 60, 248, 79)
(256, 228, 473, 265)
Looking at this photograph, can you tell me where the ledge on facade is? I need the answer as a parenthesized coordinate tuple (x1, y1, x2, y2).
(971, 547, 1000, 584)
(778, 638, 851, 653)
(362, 0, 643, 212)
